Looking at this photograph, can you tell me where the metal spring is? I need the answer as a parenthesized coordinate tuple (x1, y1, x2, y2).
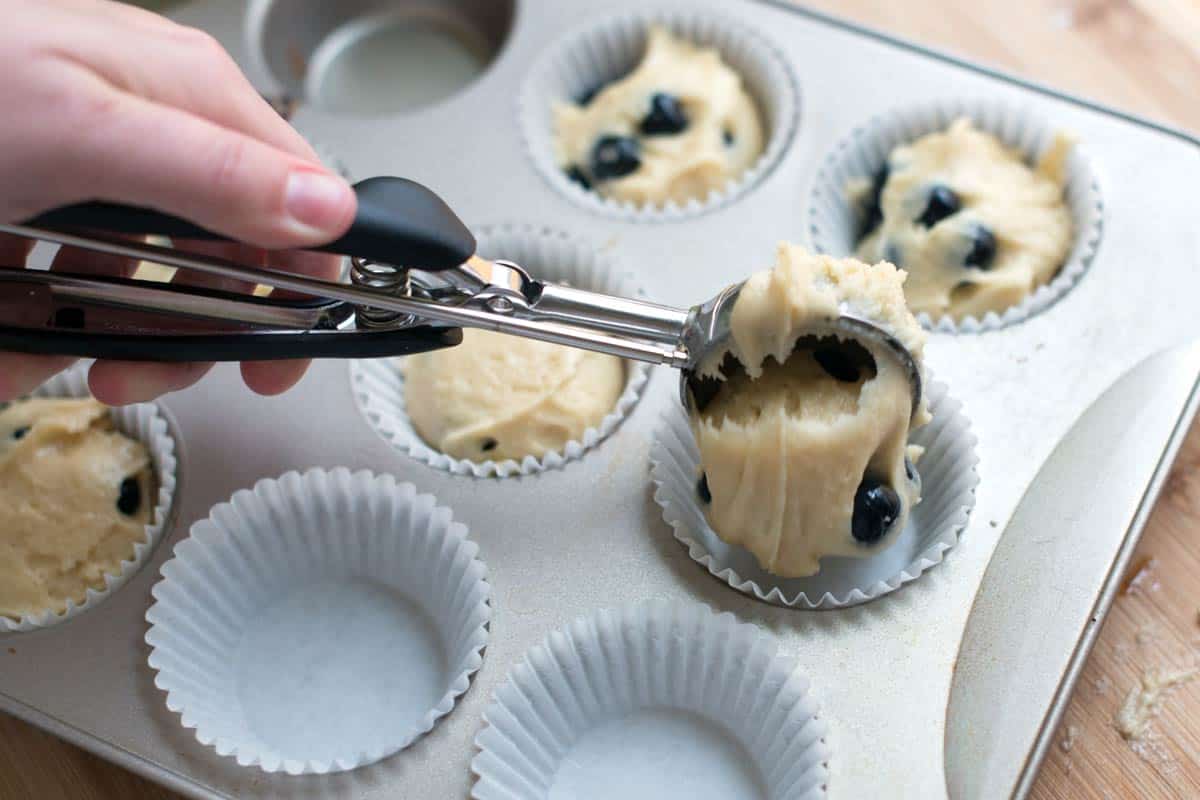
(349, 258, 414, 329)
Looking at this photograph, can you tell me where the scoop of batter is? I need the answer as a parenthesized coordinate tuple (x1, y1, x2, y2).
(0, 398, 156, 618)
(554, 26, 764, 207)
(403, 329, 625, 462)
(689, 245, 928, 578)
(852, 118, 1074, 320)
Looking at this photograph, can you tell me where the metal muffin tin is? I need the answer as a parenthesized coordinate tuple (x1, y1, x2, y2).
(3, 1, 1200, 798)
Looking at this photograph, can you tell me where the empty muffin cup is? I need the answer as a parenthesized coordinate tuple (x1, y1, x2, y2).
(1, 365, 179, 633)
(245, 0, 516, 115)
(471, 599, 830, 800)
(808, 98, 1103, 333)
(520, 6, 800, 221)
(651, 375, 978, 609)
(351, 224, 651, 478)
(145, 468, 490, 774)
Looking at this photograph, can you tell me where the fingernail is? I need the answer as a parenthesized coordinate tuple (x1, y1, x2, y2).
(284, 170, 353, 233)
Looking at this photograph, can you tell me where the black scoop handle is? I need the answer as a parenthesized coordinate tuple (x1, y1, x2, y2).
(24, 176, 476, 270)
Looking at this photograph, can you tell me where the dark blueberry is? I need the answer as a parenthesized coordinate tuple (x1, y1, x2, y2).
(565, 165, 592, 190)
(904, 456, 917, 482)
(697, 473, 712, 504)
(917, 185, 961, 228)
(116, 476, 142, 516)
(11, 426, 29, 441)
(577, 84, 603, 106)
(860, 164, 890, 237)
(590, 135, 641, 181)
(480, 438, 498, 453)
(722, 128, 735, 147)
(851, 477, 901, 544)
(813, 346, 861, 383)
(640, 92, 688, 135)
(964, 225, 997, 269)
(870, 163, 890, 205)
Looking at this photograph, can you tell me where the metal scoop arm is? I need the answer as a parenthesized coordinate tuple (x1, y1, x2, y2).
(0, 176, 692, 365)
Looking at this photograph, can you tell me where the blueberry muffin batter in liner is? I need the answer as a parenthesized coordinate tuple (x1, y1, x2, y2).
(350, 225, 650, 478)
(520, 7, 798, 220)
(553, 26, 765, 208)
(651, 248, 978, 608)
(0, 366, 178, 631)
(809, 98, 1103, 332)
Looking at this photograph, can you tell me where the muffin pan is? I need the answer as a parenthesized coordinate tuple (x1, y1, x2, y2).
(3, 1, 1200, 799)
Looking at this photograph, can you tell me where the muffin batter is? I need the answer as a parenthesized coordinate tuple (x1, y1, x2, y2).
(554, 26, 764, 207)
(853, 118, 1074, 320)
(0, 398, 156, 618)
(690, 245, 928, 577)
(404, 329, 625, 462)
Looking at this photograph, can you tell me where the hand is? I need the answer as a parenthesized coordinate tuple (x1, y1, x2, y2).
(0, 0, 357, 404)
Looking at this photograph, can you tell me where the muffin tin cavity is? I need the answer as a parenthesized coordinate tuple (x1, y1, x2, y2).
(246, 0, 516, 115)
(808, 98, 1104, 333)
(520, 7, 799, 221)
(471, 601, 829, 800)
(145, 470, 490, 774)
(652, 376, 979, 609)
(0, 367, 179, 633)
(351, 225, 651, 478)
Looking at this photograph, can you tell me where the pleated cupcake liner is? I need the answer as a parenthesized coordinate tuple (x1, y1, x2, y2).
(519, 4, 800, 221)
(472, 599, 830, 799)
(145, 468, 490, 774)
(650, 374, 979, 609)
(351, 224, 651, 478)
(1, 365, 180, 632)
(808, 97, 1104, 332)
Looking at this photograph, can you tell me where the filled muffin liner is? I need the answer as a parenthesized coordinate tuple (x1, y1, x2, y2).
(519, 5, 800, 222)
(1, 365, 179, 633)
(471, 599, 830, 799)
(144, 468, 490, 774)
(808, 98, 1104, 332)
(650, 375, 979, 609)
(351, 224, 651, 478)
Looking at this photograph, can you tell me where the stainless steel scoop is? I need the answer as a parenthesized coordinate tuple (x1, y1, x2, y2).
(0, 177, 921, 415)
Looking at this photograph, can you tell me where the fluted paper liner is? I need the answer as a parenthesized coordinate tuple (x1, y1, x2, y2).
(471, 600, 830, 799)
(808, 97, 1104, 332)
(145, 468, 491, 774)
(651, 377, 979, 609)
(351, 224, 651, 478)
(1, 365, 179, 633)
(519, 5, 800, 221)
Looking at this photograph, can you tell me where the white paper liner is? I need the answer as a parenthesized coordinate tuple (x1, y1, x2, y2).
(144, 468, 490, 774)
(471, 599, 830, 799)
(519, 5, 800, 222)
(650, 376, 979, 609)
(351, 224, 652, 478)
(808, 98, 1104, 332)
(1, 365, 179, 633)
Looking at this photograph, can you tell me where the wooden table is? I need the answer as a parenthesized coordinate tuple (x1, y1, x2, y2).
(3, 1, 1199, 798)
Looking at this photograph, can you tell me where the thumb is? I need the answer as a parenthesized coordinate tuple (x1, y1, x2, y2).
(52, 88, 356, 250)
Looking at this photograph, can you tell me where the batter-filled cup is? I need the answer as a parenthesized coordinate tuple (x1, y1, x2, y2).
(519, 6, 799, 221)
(0, 365, 179, 632)
(807, 97, 1103, 332)
(145, 469, 490, 774)
(651, 375, 979, 609)
(471, 600, 830, 799)
(351, 224, 651, 478)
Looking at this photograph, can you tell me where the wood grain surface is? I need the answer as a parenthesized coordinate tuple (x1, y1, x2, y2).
(2, 1, 1199, 798)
